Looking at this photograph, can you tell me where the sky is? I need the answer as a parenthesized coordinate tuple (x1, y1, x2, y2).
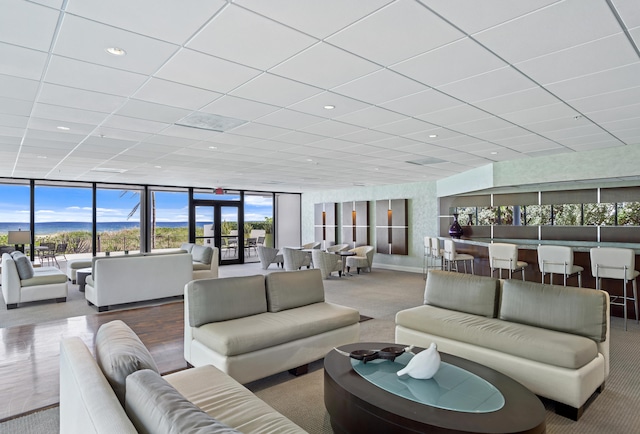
(0, 185, 273, 223)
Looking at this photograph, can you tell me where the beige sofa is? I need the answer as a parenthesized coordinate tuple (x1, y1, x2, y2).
(396, 270, 610, 421)
(60, 320, 305, 433)
(85, 252, 193, 311)
(1, 252, 67, 309)
(184, 269, 360, 384)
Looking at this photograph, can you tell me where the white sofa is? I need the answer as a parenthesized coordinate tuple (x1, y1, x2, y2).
(60, 320, 305, 433)
(396, 270, 610, 420)
(85, 252, 193, 311)
(184, 269, 360, 384)
(1, 252, 67, 309)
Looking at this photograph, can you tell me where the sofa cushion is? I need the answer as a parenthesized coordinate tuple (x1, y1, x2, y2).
(265, 268, 324, 312)
(180, 242, 194, 253)
(424, 270, 500, 318)
(397, 305, 598, 369)
(193, 302, 359, 356)
(186, 275, 267, 327)
(125, 369, 240, 434)
(164, 365, 305, 433)
(20, 267, 67, 287)
(500, 279, 608, 342)
(95, 320, 159, 404)
(192, 262, 211, 271)
(192, 244, 213, 265)
(11, 251, 35, 280)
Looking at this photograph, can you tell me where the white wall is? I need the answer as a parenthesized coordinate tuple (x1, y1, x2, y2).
(302, 181, 437, 273)
(276, 193, 301, 248)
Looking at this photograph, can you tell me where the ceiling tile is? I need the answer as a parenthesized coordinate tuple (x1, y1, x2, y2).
(201, 95, 279, 121)
(287, 91, 368, 118)
(44, 56, 148, 96)
(254, 109, 325, 130)
(0, 43, 48, 81)
(437, 67, 537, 103)
(38, 83, 126, 113)
(100, 115, 169, 134)
(270, 43, 380, 89)
(516, 33, 639, 85)
(335, 106, 405, 129)
(32, 103, 109, 126)
(235, 0, 393, 39)
(66, 0, 226, 44)
(380, 89, 464, 117)
(1, 0, 59, 51)
(474, 0, 622, 64)
(53, 15, 179, 75)
(474, 87, 560, 115)
(156, 48, 261, 93)
(545, 62, 640, 101)
(133, 78, 221, 111)
(187, 5, 316, 70)
(0, 74, 40, 102)
(115, 100, 191, 123)
(333, 69, 425, 105)
(417, 104, 491, 126)
(419, 0, 559, 34)
(0, 97, 33, 117)
(230, 73, 322, 107)
(611, 0, 640, 29)
(327, 0, 463, 65)
(392, 37, 506, 87)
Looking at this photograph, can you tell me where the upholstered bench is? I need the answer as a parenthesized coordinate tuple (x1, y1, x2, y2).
(65, 258, 92, 283)
(2, 252, 67, 309)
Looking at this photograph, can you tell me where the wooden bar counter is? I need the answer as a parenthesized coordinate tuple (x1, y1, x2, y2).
(439, 237, 640, 321)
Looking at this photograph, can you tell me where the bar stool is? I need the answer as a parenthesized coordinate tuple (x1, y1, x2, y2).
(488, 243, 527, 280)
(423, 236, 431, 279)
(537, 245, 583, 287)
(430, 237, 444, 271)
(590, 247, 639, 331)
(443, 239, 474, 274)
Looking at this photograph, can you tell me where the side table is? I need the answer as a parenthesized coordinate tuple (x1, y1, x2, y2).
(76, 267, 91, 293)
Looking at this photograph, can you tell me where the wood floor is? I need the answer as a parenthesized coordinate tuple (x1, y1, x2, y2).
(0, 300, 187, 422)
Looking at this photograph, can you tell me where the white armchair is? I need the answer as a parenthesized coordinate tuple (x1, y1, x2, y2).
(257, 246, 283, 270)
(345, 246, 374, 274)
(312, 250, 343, 279)
(282, 247, 311, 271)
(302, 242, 321, 250)
(326, 244, 349, 253)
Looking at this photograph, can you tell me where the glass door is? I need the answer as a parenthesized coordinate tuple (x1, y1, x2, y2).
(193, 201, 242, 265)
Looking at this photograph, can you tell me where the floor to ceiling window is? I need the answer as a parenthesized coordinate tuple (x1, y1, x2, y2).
(0, 181, 31, 256)
(150, 188, 189, 251)
(34, 182, 93, 264)
(96, 185, 143, 256)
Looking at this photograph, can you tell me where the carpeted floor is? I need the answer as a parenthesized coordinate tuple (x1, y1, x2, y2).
(2, 263, 639, 433)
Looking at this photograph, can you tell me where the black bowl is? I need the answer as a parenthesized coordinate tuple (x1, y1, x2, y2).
(349, 349, 378, 363)
(378, 346, 405, 361)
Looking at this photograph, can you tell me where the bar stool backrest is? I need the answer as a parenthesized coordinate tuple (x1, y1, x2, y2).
(488, 243, 518, 270)
(430, 237, 441, 258)
(538, 245, 574, 274)
(590, 247, 636, 280)
(424, 236, 431, 253)
(443, 239, 456, 261)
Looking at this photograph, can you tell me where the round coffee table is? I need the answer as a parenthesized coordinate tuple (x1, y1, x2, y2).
(76, 267, 91, 293)
(324, 342, 546, 434)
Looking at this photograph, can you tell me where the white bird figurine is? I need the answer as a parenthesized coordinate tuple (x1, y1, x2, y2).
(396, 342, 441, 379)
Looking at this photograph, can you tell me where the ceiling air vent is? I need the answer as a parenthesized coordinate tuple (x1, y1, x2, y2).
(176, 112, 247, 132)
(406, 157, 446, 166)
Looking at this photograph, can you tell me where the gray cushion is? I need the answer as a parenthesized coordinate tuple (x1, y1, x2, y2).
(265, 269, 325, 312)
(95, 320, 159, 404)
(192, 244, 213, 265)
(500, 279, 608, 342)
(180, 242, 194, 253)
(11, 251, 34, 280)
(424, 270, 500, 318)
(125, 369, 240, 434)
(186, 275, 267, 327)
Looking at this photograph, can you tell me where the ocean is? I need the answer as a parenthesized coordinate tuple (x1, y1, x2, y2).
(0, 221, 191, 235)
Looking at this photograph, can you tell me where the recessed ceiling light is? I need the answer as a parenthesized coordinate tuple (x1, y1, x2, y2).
(323, 105, 335, 110)
(490, 151, 498, 155)
(105, 47, 126, 56)
(37, 155, 47, 159)
(306, 158, 313, 162)
(208, 146, 217, 150)
(57, 126, 70, 130)
(154, 165, 162, 169)
(428, 134, 438, 138)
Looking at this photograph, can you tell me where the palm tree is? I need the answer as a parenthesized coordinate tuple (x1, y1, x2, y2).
(120, 190, 156, 249)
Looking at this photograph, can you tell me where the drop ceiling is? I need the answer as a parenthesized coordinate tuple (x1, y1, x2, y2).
(1, 0, 639, 192)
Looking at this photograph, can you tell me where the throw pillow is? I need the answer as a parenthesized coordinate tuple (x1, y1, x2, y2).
(11, 251, 35, 280)
(125, 369, 241, 434)
(95, 320, 159, 404)
(180, 242, 194, 253)
(191, 244, 213, 265)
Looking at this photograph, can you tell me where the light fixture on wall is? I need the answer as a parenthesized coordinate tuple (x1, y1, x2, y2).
(8, 229, 31, 253)
(215, 187, 224, 195)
